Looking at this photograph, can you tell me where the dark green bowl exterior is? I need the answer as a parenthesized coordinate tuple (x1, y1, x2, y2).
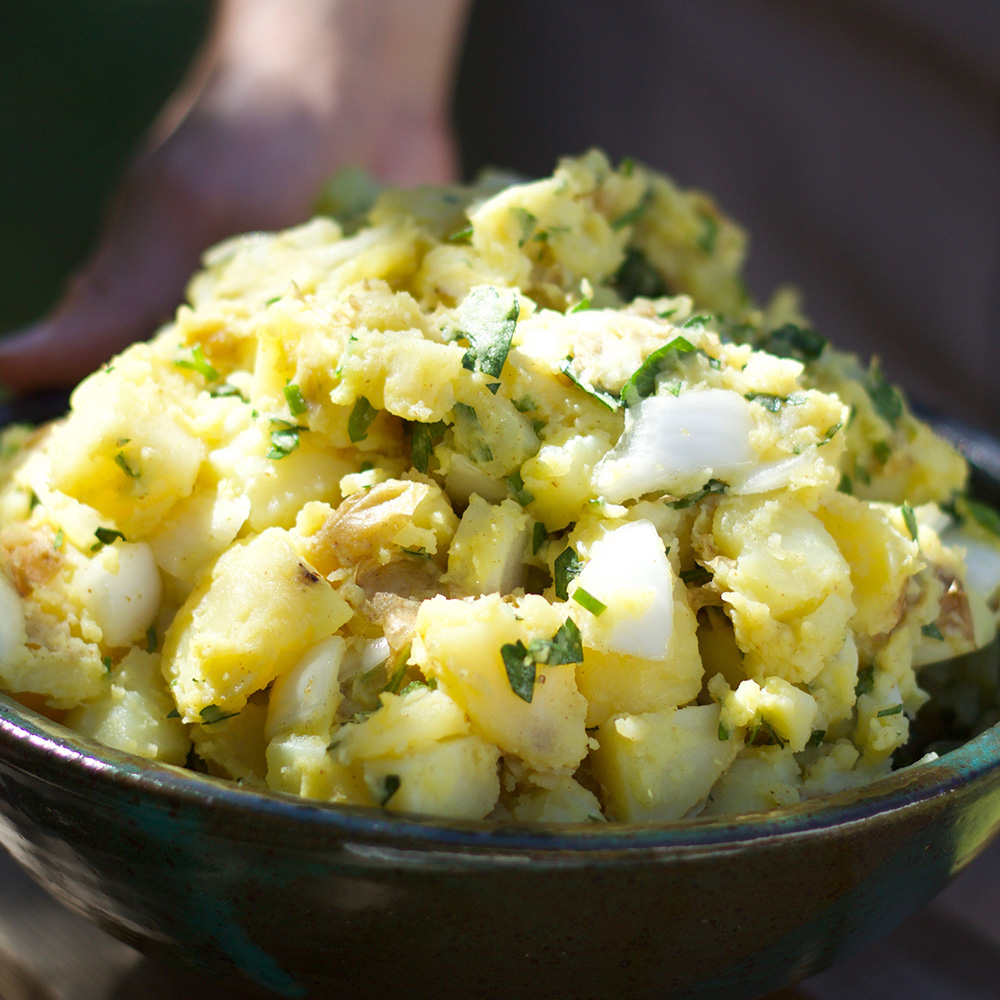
(1, 697, 999, 1000)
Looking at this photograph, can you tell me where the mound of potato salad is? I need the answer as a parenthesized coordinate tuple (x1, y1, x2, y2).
(2, 151, 999, 822)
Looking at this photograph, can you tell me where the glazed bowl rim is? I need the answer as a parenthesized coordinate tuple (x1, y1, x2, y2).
(2, 688, 998, 855)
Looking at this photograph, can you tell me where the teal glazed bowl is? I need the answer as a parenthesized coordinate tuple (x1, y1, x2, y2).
(0, 404, 998, 1000)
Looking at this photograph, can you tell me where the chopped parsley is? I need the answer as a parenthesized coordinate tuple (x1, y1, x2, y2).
(837, 473, 853, 495)
(114, 451, 140, 479)
(865, 362, 904, 428)
(501, 619, 584, 703)
(268, 418, 306, 459)
(855, 664, 875, 697)
(612, 248, 668, 301)
(91, 527, 125, 551)
(820, 422, 842, 445)
(553, 546, 582, 600)
(452, 403, 493, 463)
(146, 624, 158, 654)
(806, 729, 827, 748)
(410, 420, 446, 474)
(456, 286, 519, 379)
(209, 382, 246, 401)
(744, 391, 806, 413)
(610, 188, 652, 231)
(872, 440, 892, 465)
(52, 528, 64, 551)
(512, 207, 537, 247)
(506, 471, 535, 507)
(174, 345, 219, 382)
(347, 397, 378, 443)
(620, 335, 696, 406)
(572, 587, 607, 617)
(921, 622, 944, 641)
(500, 641, 537, 702)
(718, 721, 730, 741)
(559, 357, 620, 411)
(568, 296, 591, 313)
(283, 383, 308, 416)
(379, 775, 402, 805)
(532, 521, 548, 555)
(666, 478, 727, 510)
(901, 503, 919, 541)
(696, 211, 719, 255)
(758, 324, 827, 363)
(383, 644, 412, 695)
(199, 704, 240, 725)
(679, 565, 712, 586)
(877, 704, 904, 718)
(103, 655, 113, 673)
(446, 223, 473, 244)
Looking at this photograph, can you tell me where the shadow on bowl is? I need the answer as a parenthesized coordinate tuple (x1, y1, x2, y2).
(0, 406, 998, 1000)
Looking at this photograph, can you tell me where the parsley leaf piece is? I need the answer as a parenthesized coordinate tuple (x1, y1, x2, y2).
(865, 362, 904, 428)
(456, 286, 519, 379)
(512, 207, 537, 247)
(718, 721, 730, 741)
(696, 211, 719, 255)
(820, 422, 842, 445)
(620, 335, 697, 406)
(114, 452, 140, 479)
(610, 188, 652, 231)
(807, 728, 827, 748)
(506, 471, 535, 507)
(744, 391, 806, 413)
(53, 528, 64, 551)
(410, 420, 447, 474)
(612, 248, 668, 301)
(146, 624, 158, 654)
(553, 546, 582, 600)
(384, 644, 412, 695)
(877, 704, 904, 718)
(921, 622, 944, 641)
(528, 618, 584, 665)
(446, 224, 473, 244)
(572, 587, 607, 617)
(199, 704, 240, 726)
(532, 521, 548, 555)
(837, 473, 854, 495)
(759, 324, 827, 363)
(872, 440, 892, 465)
(855, 665, 875, 697)
(283, 383, 308, 416)
(901, 503, 919, 541)
(379, 775, 402, 805)
(568, 296, 591, 313)
(174, 345, 219, 382)
(268, 419, 306, 459)
(92, 527, 126, 551)
(209, 382, 247, 401)
(500, 640, 537, 702)
(679, 565, 712, 586)
(348, 397, 378, 443)
(452, 403, 493, 463)
(559, 358, 620, 411)
(666, 478, 727, 510)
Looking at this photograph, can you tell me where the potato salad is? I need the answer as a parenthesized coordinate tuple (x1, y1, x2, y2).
(2, 151, 999, 822)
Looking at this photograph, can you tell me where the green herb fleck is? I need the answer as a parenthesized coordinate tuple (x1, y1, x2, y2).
(612, 248, 668, 301)
(572, 587, 607, 617)
(620, 335, 697, 406)
(866, 362, 904, 428)
(744, 391, 806, 413)
(53, 528, 64, 551)
(820, 423, 842, 445)
(380, 775, 402, 805)
(209, 382, 247, 401)
(872, 440, 892, 465)
(901, 503, 919, 541)
(268, 419, 306, 459)
(855, 665, 875, 697)
(718, 721, 730, 741)
(146, 624, 158, 654)
(807, 729, 827, 748)
(446, 224, 473, 244)
(384, 644, 412, 695)
(679, 565, 712, 586)
(200, 704, 240, 726)
(507, 471, 535, 507)
(528, 618, 584, 666)
(348, 397, 378, 443)
(877, 704, 904, 718)
(611, 189, 652, 231)
(667, 478, 728, 510)
(921, 622, 944, 641)
(532, 521, 548, 555)
(559, 357, 620, 411)
(759, 324, 827, 363)
(174, 345, 219, 382)
(114, 452, 140, 479)
(103, 655, 113, 673)
(837, 473, 854, 495)
(554, 547, 582, 600)
(456, 286, 519, 379)
(512, 207, 537, 247)
(568, 296, 591, 313)
(91, 527, 126, 551)
(962, 498, 1000, 538)
(696, 211, 719, 255)
(410, 420, 447, 474)
(283, 383, 308, 416)
(501, 641, 537, 702)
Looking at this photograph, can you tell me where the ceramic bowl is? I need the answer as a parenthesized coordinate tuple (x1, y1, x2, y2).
(0, 402, 998, 1000)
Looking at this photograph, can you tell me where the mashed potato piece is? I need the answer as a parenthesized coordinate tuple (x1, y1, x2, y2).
(1, 151, 998, 821)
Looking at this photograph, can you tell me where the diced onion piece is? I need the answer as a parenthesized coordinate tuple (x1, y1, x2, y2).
(571, 519, 674, 659)
(76, 542, 162, 648)
(731, 453, 814, 494)
(593, 389, 755, 502)
(265, 635, 347, 740)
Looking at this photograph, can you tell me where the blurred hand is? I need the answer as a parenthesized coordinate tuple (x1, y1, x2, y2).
(0, 0, 470, 394)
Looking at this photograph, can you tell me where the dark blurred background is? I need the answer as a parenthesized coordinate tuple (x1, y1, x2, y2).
(2, 1, 998, 428)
